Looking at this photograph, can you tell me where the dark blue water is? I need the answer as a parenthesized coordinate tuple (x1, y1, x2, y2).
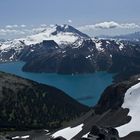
(0, 62, 114, 106)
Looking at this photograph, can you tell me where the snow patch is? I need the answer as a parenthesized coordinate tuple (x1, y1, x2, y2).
(116, 41, 124, 51)
(106, 41, 110, 44)
(21, 135, 30, 139)
(44, 129, 49, 132)
(12, 136, 20, 139)
(62, 50, 66, 53)
(93, 40, 104, 52)
(86, 55, 91, 59)
(119, 43, 124, 50)
(12, 135, 30, 139)
(72, 39, 84, 48)
(82, 132, 90, 138)
(116, 82, 140, 137)
(52, 124, 84, 140)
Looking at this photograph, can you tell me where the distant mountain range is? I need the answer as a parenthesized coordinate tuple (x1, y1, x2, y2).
(0, 39, 6, 42)
(99, 31, 140, 41)
(0, 25, 140, 82)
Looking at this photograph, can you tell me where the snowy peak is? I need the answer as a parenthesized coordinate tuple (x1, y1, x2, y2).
(19, 24, 90, 46)
(0, 24, 90, 52)
(43, 24, 89, 38)
(0, 24, 91, 62)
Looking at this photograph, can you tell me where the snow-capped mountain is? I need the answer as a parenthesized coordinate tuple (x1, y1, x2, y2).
(21, 38, 140, 82)
(0, 24, 89, 49)
(0, 24, 140, 82)
(0, 24, 89, 62)
(21, 24, 89, 46)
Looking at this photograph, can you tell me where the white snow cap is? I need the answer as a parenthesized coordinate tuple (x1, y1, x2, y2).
(0, 24, 88, 51)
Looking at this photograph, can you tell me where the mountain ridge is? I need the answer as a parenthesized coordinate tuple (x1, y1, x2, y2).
(0, 24, 140, 82)
(49, 75, 140, 140)
(99, 31, 140, 41)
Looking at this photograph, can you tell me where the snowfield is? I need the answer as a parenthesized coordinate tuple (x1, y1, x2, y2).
(82, 132, 90, 138)
(0, 24, 87, 51)
(23, 32, 79, 46)
(0, 24, 89, 62)
(117, 82, 140, 137)
(12, 135, 30, 139)
(52, 124, 84, 140)
(93, 39, 105, 52)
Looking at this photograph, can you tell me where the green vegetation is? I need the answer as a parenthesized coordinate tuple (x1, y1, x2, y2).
(0, 72, 89, 131)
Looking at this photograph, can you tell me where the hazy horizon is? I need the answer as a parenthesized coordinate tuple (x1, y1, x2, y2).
(0, 0, 140, 39)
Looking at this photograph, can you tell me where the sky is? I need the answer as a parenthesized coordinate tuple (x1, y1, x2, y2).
(0, 0, 140, 39)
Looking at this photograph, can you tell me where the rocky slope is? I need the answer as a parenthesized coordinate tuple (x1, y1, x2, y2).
(1, 75, 140, 140)
(22, 38, 140, 82)
(47, 75, 140, 140)
(0, 72, 89, 131)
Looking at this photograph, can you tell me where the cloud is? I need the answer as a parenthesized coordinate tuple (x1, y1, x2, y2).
(5, 24, 18, 28)
(0, 24, 46, 37)
(94, 21, 119, 29)
(68, 19, 72, 23)
(120, 23, 140, 29)
(1, 22, 139, 39)
(40, 24, 47, 27)
(5, 24, 26, 28)
(78, 21, 140, 31)
(32, 27, 46, 33)
(20, 24, 26, 28)
(0, 28, 25, 36)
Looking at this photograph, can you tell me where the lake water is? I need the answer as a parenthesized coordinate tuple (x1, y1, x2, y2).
(0, 62, 114, 106)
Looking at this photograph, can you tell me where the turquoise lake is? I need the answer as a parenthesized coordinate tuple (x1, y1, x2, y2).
(0, 62, 114, 106)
